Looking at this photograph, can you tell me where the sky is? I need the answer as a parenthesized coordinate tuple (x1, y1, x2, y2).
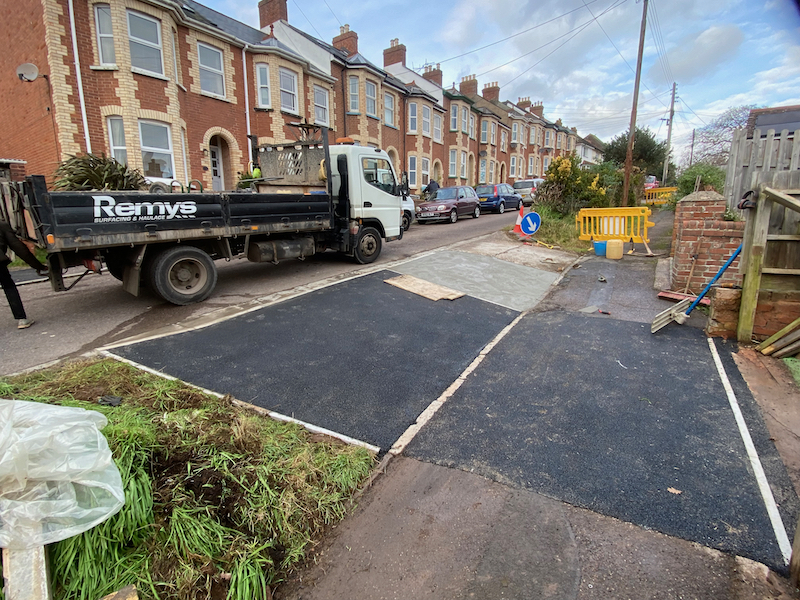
(204, 0, 800, 165)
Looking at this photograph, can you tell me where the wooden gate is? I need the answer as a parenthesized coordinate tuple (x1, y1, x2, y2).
(737, 171, 800, 341)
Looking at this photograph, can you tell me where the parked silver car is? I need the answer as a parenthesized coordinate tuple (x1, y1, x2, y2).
(513, 178, 545, 206)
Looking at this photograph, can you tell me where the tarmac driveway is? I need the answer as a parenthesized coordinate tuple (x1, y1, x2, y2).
(403, 310, 799, 571)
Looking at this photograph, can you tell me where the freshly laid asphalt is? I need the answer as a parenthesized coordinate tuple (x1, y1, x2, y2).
(112, 269, 518, 451)
(404, 311, 798, 571)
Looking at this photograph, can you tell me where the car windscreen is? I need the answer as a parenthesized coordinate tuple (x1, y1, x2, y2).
(434, 188, 458, 200)
(475, 185, 494, 196)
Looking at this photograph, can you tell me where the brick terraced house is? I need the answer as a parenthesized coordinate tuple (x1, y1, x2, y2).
(0, 0, 591, 192)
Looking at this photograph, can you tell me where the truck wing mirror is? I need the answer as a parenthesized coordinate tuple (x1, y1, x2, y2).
(400, 172, 410, 196)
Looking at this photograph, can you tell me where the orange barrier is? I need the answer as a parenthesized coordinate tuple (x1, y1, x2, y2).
(644, 186, 677, 204)
(575, 207, 655, 244)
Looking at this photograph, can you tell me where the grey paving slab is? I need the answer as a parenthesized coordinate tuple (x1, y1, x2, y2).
(111, 270, 518, 452)
(393, 250, 558, 312)
(404, 311, 799, 573)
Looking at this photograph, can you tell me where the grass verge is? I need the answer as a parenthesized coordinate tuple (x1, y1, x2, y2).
(513, 205, 591, 254)
(0, 358, 375, 600)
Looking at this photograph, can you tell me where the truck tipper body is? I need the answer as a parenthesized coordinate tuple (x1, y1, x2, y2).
(7, 129, 403, 305)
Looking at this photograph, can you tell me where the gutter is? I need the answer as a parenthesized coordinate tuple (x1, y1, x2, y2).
(67, 0, 92, 153)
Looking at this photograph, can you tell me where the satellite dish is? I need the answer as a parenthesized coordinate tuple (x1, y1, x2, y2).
(16, 63, 39, 82)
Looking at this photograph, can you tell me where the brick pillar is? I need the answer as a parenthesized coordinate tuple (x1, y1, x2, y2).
(383, 38, 406, 67)
(258, 0, 287, 28)
(517, 97, 531, 111)
(333, 25, 358, 56)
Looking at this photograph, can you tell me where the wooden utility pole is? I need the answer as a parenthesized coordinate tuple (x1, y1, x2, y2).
(621, 0, 649, 206)
(662, 82, 676, 184)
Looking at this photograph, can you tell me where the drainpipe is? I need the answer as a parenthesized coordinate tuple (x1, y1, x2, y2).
(67, 0, 92, 154)
(242, 44, 252, 166)
(341, 70, 347, 138)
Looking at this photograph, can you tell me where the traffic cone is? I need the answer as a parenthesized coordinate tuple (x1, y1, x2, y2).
(512, 202, 525, 234)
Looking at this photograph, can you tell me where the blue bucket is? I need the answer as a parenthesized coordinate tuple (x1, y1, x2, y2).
(593, 241, 607, 256)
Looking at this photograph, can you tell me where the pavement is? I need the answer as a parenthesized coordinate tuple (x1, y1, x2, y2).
(97, 210, 800, 599)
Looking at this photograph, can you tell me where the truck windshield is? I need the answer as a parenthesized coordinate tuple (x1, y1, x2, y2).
(362, 158, 397, 195)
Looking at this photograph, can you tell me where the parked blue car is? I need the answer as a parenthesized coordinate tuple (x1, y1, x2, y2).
(475, 183, 522, 214)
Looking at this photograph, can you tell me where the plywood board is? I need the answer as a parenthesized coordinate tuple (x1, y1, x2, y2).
(384, 275, 464, 301)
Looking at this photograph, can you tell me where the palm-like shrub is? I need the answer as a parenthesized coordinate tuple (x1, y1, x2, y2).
(54, 153, 147, 191)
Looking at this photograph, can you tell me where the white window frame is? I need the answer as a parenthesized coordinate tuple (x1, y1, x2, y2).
(491, 122, 497, 145)
(256, 63, 271, 108)
(127, 10, 164, 76)
(489, 160, 495, 183)
(460, 151, 467, 178)
(349, 76, 359, 112)
(544, 157, 551, 172)
(107, 116, 127, 164)
(138, 120, 174, 179)
(421, 158, 430, 185)
(95, 4, 116, 66)
(384, 92, 394, 126)
(314, 85, 329, 126)
(197, 42, 225, 98)
(279, 67, 298, 114)
(481, 120, 488, 143)
(433, 114, 442, 143)
(461, 107, 468, 133)
(469, 115, 475, 139)
(557, 133, 563, 149)
(450, 104, 458, 131)
(512, 122, 518, 143)
(408, 155, 417, 187)
(545, 130, 552, 147)
(479, 159, 486, 184)
(365, 80, 377, 117)
(501, 130, 507, 152)
(422, 105, 431, 137)
(528, 156, 534, 176)
(530, 127, 536, 144)
(449, 149, 457, 177)
(510, 156, 516, 177)
(408, 102, 417, 134)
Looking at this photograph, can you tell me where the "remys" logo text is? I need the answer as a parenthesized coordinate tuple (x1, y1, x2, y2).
(92, 195, 197, 222)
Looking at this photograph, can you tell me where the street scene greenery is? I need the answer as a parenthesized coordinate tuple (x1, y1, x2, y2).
(0, 359, 374, 600)
(53, 153, 147, 191)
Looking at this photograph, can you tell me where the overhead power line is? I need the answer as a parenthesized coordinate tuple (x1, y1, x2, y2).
(321, 0, 343, 27)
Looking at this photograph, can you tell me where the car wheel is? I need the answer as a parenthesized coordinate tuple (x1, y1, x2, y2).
(449, 209, 458, 224)
(148, 245, 217, 305)
(498, 202, 505, 214)
(516, 199, 522, 211)
(402, 211, 412, 231)
(472, 205, 480, 219)
(354, 226, 382, 264)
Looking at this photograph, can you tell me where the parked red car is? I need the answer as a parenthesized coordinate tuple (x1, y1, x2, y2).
(416, 186, 481, 224)
(644, 175, 660, 190)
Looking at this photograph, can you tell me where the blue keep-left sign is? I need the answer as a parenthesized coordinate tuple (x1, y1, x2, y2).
(520, 212, 541, 235)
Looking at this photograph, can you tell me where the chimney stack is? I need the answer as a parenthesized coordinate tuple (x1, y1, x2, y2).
(459, 75, 478, 97)
(333, 24, 358, 56)
(530, 101, 544, 118)
(422, 63, 442, 87)
(383, 38, 406, 67)
(482, 81, 500, 102)
(517, 97, 531, 111)
(258, 0, 287, 29)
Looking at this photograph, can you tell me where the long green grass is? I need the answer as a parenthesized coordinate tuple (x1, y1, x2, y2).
(0, 359, 374, 600)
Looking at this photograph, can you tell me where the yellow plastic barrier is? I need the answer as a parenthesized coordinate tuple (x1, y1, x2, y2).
(643, 186, 677, 205)
(575, 207, 655, 243)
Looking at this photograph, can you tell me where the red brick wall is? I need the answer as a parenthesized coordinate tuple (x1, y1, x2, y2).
(0, 0, 59, 179)
(671, 192, 745, 292)
(707, 288, 800, 340)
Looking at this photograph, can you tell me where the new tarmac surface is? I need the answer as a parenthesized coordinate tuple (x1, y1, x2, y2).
(107, 227, 800, 598)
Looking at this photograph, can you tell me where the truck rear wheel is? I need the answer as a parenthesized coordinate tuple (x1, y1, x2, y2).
(148, 246, 217, 305)
(354, 227, 382, 264)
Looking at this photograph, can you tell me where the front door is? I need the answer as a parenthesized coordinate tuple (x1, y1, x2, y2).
(210, 145, 224, 191)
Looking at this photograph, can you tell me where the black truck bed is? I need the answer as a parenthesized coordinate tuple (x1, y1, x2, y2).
(25, 176, 334, 251)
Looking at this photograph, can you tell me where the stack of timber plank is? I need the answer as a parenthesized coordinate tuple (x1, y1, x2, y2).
(756, 317, 800, 358)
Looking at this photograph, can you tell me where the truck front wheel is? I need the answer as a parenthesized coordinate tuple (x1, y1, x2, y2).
(149, 246, 217, 305)
(354, 227, 382, 264)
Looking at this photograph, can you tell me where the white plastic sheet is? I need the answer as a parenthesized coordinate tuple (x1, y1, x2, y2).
(0, 399, 124, 549)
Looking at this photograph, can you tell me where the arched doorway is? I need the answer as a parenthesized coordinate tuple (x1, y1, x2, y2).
(468, 154, 475, 186)
(433, 160, 442, 185)
(208, 135, 230, 191)
(499, 162, 506, 183)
